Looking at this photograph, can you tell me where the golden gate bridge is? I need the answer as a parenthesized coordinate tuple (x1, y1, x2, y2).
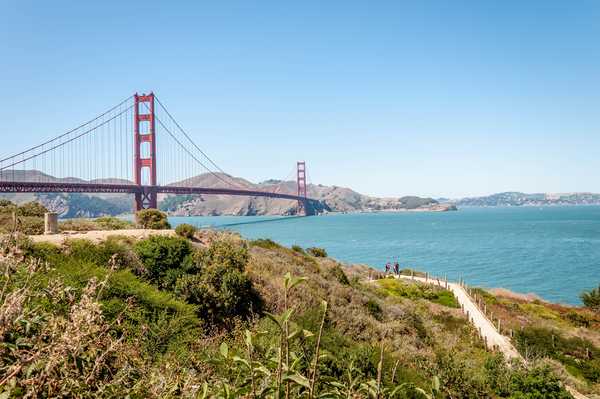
(0, 92, 322, 216)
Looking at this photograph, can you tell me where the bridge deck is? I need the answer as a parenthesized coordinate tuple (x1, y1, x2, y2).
(0, 181, 314, 203)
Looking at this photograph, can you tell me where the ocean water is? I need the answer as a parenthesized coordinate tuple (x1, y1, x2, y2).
(169, 206, 600, 305)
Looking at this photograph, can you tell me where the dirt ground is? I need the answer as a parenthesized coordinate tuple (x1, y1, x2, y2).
(29, 229, 176, 245)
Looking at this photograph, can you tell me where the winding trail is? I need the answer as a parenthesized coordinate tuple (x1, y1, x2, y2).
(397, 274, 521, 359)
(394, 274, 588, 399)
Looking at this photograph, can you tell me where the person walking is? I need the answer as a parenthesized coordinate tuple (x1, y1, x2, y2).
(394, 261, 400, 275)
(385, 262, 391, 274)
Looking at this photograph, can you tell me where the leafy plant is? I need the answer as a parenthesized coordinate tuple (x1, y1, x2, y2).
(135, 209, 171, 229)
(175, 223, 196, 239)
(581, 284, 600, 312)
(134, 235, 193, 288)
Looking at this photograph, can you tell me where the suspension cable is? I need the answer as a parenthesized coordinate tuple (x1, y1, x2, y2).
(153, 95, 248, 189)
(0, 104, 134, 171)
(0, 95, 133, 164)
(150, 110, 238, 189)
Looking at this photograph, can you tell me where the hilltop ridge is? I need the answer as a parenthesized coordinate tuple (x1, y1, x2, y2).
(452, 192, 600, 207)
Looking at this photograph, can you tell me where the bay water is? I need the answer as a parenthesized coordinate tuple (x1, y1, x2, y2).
(169, 206, 600, 305)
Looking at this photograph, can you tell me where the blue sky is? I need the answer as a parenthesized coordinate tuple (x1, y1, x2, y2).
(1, 1, 599, 198)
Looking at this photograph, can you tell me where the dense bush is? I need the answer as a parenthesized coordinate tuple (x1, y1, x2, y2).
(18, 216, 44, 235)
(135, 209, 171, 229)
(17, 201, 48, 217)
(176, 239, 261, 326)
(175, 223, 196, 239)
(509, 366, 572, 398)
(0, 200, 46, 234)
(515, 326, 600, 383)
(134, 235, 193, 288)
(307, 246, 328, 257)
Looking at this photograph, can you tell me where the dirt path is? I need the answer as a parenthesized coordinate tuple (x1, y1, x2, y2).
(397, 274, 521, 359)
(396, 275, 590, 398)
(29, 229, 176, 245)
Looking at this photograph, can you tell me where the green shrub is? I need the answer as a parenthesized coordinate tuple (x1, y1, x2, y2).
(509, 366, 572, 398)
(18, 216, 44, 235)
(135, 209, 171, 229)
(134, 235, 193, 288)
(291, 244, 305, 254)
(175, 223, 196, 239)
(307, 247, 327, 257)
(175, 239, 261, 326)
(250, 238, 281, 250)
(95, 216, 134, 230)
(17, 201, 48, 217)
(515, 326, 600, 383)
(28, 242, 61, 260)
(581, 284, 600, 312)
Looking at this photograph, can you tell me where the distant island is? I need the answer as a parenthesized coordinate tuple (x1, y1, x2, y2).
(451, 191, 600, 207)
(0, 170, 455, 217)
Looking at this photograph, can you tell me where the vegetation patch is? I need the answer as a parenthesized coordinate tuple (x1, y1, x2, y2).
(377, 277, 459, 308)
(135, 209, 171, 229)
(515, 326, 600, 383)
(174, 223, 196, 239)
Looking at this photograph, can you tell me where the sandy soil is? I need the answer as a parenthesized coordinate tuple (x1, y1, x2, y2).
(30, 229, 176, 245)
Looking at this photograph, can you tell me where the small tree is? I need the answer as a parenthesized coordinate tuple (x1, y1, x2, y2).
(175, 223, 196, 239)
(581, 284, 600, 312)
(135, 209, 171, 229)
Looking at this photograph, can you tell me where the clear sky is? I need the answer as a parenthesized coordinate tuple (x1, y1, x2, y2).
(1, 1, 599, 198)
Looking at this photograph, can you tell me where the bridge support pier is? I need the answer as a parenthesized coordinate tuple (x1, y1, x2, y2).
(133, 93, 158, 212)
(297, 161, 307, 215)
(135, 187, 157, 211)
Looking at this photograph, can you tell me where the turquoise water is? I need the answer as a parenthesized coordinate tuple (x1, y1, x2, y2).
(169, 206, 600, 305)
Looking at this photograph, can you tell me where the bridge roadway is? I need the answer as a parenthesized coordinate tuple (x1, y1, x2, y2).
(0, 181, 320, 214)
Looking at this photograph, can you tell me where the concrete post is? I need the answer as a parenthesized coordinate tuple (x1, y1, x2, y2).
(44, 212, 58, 235)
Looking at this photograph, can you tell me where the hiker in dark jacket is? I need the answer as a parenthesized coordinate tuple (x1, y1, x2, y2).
(394, 262, 400, 275)
(385, 262, 391, 274)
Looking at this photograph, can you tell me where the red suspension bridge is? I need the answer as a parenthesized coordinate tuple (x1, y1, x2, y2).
(0, 92, 323, 216)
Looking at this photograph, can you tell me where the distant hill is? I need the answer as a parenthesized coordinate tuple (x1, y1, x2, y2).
(159, 173, 455, 216)
(0, 170, 455, 216)
(453, 192, 600, 207)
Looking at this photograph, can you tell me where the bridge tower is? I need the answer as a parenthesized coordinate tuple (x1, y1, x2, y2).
(297, 161, 307, 215)
(133, 93, 158, 211)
